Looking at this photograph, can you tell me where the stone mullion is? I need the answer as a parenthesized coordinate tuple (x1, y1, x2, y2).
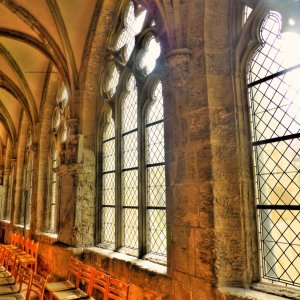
(137, 82, 146, 257)
(115, 94, 122, 250)
(29, 143, 39, 235)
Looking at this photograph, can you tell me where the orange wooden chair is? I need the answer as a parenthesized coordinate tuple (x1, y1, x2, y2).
(107, 278, 129, 300)
(26, 272, 49, 300)
(17, 240, 39, 273)
(45, 257, 82, 299)
(88, 269, 110, 300)
(52, 264, 94, 300)
(0, 264, 31, 296)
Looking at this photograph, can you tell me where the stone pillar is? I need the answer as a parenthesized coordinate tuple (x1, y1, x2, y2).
(29, 143, 39, 235)
(165, 48, 216, 299)
(56, 118, 94, 247)
(9, 159, 17, 226)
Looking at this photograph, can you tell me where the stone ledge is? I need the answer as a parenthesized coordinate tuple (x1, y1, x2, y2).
(219, 286, 298, 300)
(85, 247, 167, 276)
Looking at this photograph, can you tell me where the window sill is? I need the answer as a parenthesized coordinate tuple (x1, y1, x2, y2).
(219, 284, 300, 300)
(85, 247, 167, 276)
(252, 282, 300, 300)
(35, 231, 58, 244)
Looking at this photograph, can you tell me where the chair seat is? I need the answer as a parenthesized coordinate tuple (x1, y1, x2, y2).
(0, 267, 5, 272)
(0, 284, 19, 295)
(0, 293, 25, 300)
(53, 288, 88, 300)
(46, 281, 76, 292)
(0, 271, 11, 278)
(0, 276, 15, 286)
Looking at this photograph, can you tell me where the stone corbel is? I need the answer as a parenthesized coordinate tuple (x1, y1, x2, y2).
(165, 48, 192, 89)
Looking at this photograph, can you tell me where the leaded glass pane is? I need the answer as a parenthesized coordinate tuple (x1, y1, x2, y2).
(121, 77, 137, 133)
(146, 81, 164, 124)
(102, 207, 115, 244)
(147, 166, 166, 207)
(136, 34, 161, 76)
(102, 173, 115, 206)
(113, 2, 147, 62)
(123, 208, 138, 249)
(147, 209, 166, 255)
(123, 132, 138, 168)
(248, 10, 300, 287)
(258, 209, 300, 286)
(146, 123, 165, 165)
(103, 140, 115, 172)
(122, 170, 138, 206)
(243, 5, 253, 24)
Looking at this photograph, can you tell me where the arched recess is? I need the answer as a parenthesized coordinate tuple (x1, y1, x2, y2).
(0, 104, 17, 144)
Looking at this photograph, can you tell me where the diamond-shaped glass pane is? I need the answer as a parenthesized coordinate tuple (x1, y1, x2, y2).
(259, 209, 300, 286)
(147, 209, 166, 256)
(147, 81, 164, 124)
(146, 123, 165, 164)
(122, 170, 138, 206)
(103, 117, 115, 140)
(121, 81, 137, 133)
(113, 2, 146, 62)
(122, 132, 138, 168)
(147, 166, 166, 207)
(249, 69, 300, 142)
(101, 207, 115, 245)
(102, 173, 115, 206)
(123, 208, 138, 249)
(254, 139, 300, 206)
(103, 140, 115, 172)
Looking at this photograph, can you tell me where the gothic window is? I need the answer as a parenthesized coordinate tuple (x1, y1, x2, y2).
(48, 86, 69, 232)
(21, 130, 33, 226)
(247, 9, 300, 287)
(99, 1, 167, 263)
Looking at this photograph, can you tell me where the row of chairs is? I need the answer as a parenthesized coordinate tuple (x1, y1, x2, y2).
(0, 250, 49, 299)
(0, 233, 39, 274)
(45, 257, 129, 300)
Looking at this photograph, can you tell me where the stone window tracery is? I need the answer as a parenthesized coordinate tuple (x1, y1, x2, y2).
(247, 7, 300, 288)
(99, 0, 166, 263)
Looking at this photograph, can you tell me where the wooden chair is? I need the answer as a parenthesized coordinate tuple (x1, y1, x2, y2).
(88, 269, 110, 300)
(17, 241, 39, 273)
(45, 257, 82, 300)
(0, 264, 31, 296)
(26, 272, 49, 300)
(107, 278, 129, 300)
(52, 264, 94, 300)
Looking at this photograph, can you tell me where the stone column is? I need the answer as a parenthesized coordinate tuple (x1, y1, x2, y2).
(9, 159, 17, 227)
(56, 118, 94, 247)
(29, 143, 39, 235)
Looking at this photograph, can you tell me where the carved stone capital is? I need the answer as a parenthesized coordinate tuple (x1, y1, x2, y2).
(165, 48, 192, 89)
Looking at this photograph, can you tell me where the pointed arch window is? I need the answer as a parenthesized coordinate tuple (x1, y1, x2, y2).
(99, 1, 167, 263)
(247, 8, 300, 287)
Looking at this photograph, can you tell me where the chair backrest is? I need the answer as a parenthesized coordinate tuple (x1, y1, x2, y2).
(107, 278, 129, 300)
(26, 272, 49, 300)
(88, 269, 110, 299)
(11, 233, 19, 246)
(78, 264, 94, 293)
(19, 266, 33, 294)
(67, 257, 82, 287)
(29, 241, 39, 258)
(18, 235, 25, 250)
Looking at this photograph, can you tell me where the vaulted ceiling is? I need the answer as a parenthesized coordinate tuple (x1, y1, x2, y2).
(0, 0, 97, 153)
